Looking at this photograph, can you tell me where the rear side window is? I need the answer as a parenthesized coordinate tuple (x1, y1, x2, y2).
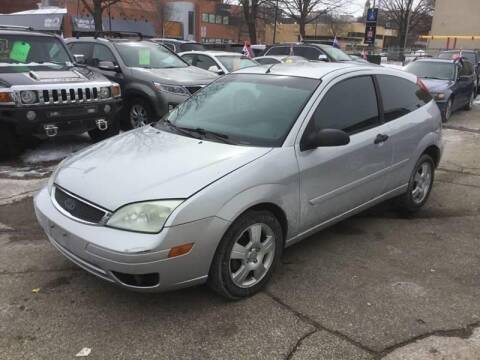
(311, 76, 379, 135)
(266, 46, 289, 56)
(294, 46, 321, 61)
(376, 75, 432, 122)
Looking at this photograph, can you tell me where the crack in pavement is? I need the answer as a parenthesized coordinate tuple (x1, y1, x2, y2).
(264, 290, 377, 358)
(286, 328, 318, 360)
(435, 179, 480, 190)
(437, 167, 480, 177)
(443, 125, 480, 134)
(0, 268, 80, 276)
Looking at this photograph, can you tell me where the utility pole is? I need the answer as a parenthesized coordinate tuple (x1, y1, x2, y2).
(272, 0, 278, 44)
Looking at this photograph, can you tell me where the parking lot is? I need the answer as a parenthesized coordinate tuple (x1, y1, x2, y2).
(0, 97, 478, 359)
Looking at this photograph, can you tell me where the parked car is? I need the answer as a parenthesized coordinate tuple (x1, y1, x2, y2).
(66, 33, 217, 129)
(203, 43, 265, 57)
(254, 55, 309, 65)
(35, 62, 442, 299)
(438, 50, 480, 92)
(179, 51, 258, 75)
(404, 57, 476, 121)
(264, 43, 359, 63)
(150, 38, 205, 53)
(0, 26, 122, 157)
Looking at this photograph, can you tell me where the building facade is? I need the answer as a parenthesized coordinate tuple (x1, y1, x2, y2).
(428, 0, 480, 49)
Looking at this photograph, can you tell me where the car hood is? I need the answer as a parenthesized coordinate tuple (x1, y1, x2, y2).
(0, 65, 107, 87)
(54, 126, 272, 210)
(421, 78, 453, 93)
(132, 66, 217, 86)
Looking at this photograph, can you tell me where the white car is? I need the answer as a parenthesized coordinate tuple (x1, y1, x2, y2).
(179, 51, 258, 75)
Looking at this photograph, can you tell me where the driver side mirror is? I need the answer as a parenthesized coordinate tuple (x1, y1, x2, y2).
(98, 60, 121, 72)
(73, 54, 85, 65)
(300, 128, 350, 151)
(318, 54, 329, 62)
(208, 65, 224, 75)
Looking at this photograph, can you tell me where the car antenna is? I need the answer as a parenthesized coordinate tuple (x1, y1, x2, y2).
(265, 63, 276, 74)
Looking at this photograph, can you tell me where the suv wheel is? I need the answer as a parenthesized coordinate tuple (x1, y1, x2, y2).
(123, 98, 153, 130)
(208, 210, 283, 299)
(443, 98, 453, 122)
(396, 154, 435, 214)
(0, 123, 22, 158)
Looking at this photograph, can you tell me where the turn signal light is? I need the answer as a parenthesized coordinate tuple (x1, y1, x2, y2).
(112, 84, 121, 97)
(0, 92, 13, 103)
(168, 243, 194, 258)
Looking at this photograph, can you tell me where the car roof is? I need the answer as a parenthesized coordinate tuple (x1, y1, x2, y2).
(441, 49, 476, 53)
(413, 58, 457, 64)
(0, 29, 56, 37)
(179, 50, 246, 57)
(235, 62, 375, 79)
(255, 55, 304, 60)
(152, 38, 199, 44)
(65, 37, 152, 44)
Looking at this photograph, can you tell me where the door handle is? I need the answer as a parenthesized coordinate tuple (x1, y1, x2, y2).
(374, 134, 389, 144)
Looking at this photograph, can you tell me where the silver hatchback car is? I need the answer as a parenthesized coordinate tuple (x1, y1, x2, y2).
(34, 62, 443, 299)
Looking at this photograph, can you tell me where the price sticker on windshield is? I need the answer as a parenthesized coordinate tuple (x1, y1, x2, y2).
(9, 41, 31, 63)
(139, 48, 150, 65)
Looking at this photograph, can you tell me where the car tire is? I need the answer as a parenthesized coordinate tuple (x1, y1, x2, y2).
(88, 120, 120, 142)
(122, 97, 154, 130)
(208, 210, 283, 300)
(464, 91, 475, 111)
(396, 154, 435, 215)
(442, 98, 453, 122)
(0, 123, 22, 158)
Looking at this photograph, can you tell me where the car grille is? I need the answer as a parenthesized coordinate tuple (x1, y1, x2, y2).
(53, 186, 108, 224)
(39, 87, 104, 105)
(186, 86, 203, 95)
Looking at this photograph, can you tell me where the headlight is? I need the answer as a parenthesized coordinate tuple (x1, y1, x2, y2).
(19, 90, 38, 104)
(432, 92, 446, 100)
(111, 83, 121, 97)
(106, 200, 183, 233)
(99, 86, 111, 99)
(153, 82, 189, 96)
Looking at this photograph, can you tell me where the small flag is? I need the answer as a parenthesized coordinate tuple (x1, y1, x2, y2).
(289, 44, 294, 56)
(242, 40, 254, 59)
(333, 36, 340, 48)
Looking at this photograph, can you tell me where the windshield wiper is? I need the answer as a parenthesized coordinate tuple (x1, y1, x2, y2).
(163, 120, 202, 139)
(422, 76, 446, 80)
(180, 127, 235, 144)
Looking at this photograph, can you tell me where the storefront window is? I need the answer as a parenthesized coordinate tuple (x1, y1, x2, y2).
(209, 14, 215, 23)
(202, 13, 209, 22)
(216, 15, 222, 24)
(223, 16, 229, 25)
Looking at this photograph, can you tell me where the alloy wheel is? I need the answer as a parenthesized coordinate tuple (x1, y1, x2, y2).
(130, 104, 148, 128)
(411, 162, 433, 204)
(445, 99, 452, 121)
(229, 223, 276, 288)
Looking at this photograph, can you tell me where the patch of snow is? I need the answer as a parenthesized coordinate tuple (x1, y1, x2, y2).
(21, 134, 91, 164)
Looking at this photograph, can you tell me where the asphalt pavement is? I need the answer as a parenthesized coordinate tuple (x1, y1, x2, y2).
(1, 102, 480, 359)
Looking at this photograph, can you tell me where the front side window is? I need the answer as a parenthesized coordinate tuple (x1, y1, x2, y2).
(181, 54, 195, 65)
(311, 76, 379, 135)
(68, 42, 92, 60)
(159, 74, 320, 147)
(318, 45, 352, 61)
(195, 55, 217, 70)
(405, 61, 455, 81)
(91, 44, 116, 66)
(294, 46, 321, 61)
(0, 35, 71, 65)
(376, 75, 431, 122)
(114, 42, 187, 69)
(216, 56, 257, 72)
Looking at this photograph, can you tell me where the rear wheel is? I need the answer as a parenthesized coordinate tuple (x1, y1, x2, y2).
(396, 154, 435, 214)
(0, 123, 22, 158)
(208, 210, 283, 299)
(122, 97, 154, 130)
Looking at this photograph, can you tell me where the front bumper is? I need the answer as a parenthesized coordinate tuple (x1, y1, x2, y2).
(34, 187, 229, 292)
(1, 99, 121, 137)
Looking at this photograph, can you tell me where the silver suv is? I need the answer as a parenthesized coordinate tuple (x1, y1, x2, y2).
(34, 62, 443, 299)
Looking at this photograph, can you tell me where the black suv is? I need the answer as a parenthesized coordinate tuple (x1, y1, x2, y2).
(0, 26, 122, 157)
(439, 50, 480, 92)
(264, 43, 357, 63)
(66, 33, 217, 129)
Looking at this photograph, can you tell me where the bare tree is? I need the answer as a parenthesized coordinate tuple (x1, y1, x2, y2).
(80, 0, 124, 31)
(379, 0, 434, 49)
(238, 0, 271, 44)
(279, 0, 349, 38)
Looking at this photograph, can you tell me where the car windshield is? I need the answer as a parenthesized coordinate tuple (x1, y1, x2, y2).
(216, 56, 258, 72)
(319, 45, 352, 61)
(0, 34, 71, 66)
(114, 42, 187, 69)
(180, 43, 205, 52)
(439, 51, 476, 64)
(157, 74, 319, 147)
(405, 61, 455, 80)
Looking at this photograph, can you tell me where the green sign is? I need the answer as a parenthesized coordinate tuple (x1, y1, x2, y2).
(139, 48, 150, 65)
(9, 41, 31, 63)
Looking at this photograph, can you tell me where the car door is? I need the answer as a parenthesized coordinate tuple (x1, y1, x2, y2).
(296, 75, 393, 232)
(454, 62, 472, 108)
(375, 74, 434, 190)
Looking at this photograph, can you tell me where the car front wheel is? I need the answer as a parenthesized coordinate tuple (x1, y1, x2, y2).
(123, 98, 153, 130)
(443, 98, 453, 122)
(208, 210, 283, 299)
(396, 154, 435, 214)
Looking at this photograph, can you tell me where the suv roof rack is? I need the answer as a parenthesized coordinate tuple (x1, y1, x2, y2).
(0, 25, 35, 32)
(93, 31, 148, 40)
